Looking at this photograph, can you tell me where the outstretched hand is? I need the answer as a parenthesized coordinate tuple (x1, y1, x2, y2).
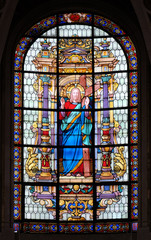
(85, 97, 90, 109)
(60, 97, 65, 109)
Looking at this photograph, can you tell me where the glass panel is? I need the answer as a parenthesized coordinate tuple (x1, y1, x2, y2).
(130, 72, 138, 106)
(59, 120, 93, 146)
(132, 222, 138, 232)
(14, 72, 22, 107)
(130, 108, 138, 144)
(14, 13, 139, 233)
(131, 146, 138, 181)
(95, 109, 128, 145)
(14, 147, 22, 182)
(14, 184, 22, 220)
(23, 110, 57, 146)
(24, 73, 57, 109)
(59, 185, 93, 221)
(59, 13, 92, 24)
(23, 147, 57, 183)
(59, 38, 92, 74)
(13, 223, 20, 233)
(25, 16, 57, 37)
(59, 223, 93, 233)
(24, 185, 56, 220)
(42, 27, 57, 37)
(118, 36, 137, 70)
(94, 27, 109, 37)
(59, 74, 93, 100)
(14, 109, 22, 145)
(59, 25, 92, 37)
(94, 15, 126, 36)
(24, 38, 57, 72)
(95, 72, 128, 109)
(59, 147, 93, 183)
(95, 146, 129, 182)
(94, 37, 127, 72)
(23, 223, 57, 233)
(58, 73, 93, 183)
(96, 185, 128, 219)
(95, 223, 129, 233)
(131, 183, 138, 219)
(14, 37, 33, 71)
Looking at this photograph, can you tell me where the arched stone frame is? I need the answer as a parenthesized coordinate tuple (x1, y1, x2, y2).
(0, 0, 150, 239)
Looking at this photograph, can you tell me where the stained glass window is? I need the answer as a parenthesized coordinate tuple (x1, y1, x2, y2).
(13, 13, 138, 234)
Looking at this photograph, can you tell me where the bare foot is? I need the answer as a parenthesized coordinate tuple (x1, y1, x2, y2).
(76, 173, 82, 177)
(66, 173, 72, 176)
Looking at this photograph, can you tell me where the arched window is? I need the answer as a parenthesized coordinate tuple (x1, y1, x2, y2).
(13, 13, 138, 234)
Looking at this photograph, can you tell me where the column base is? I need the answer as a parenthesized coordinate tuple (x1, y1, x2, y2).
(39, 173, 52, 180)
(100, 168, 114, 179)
(100, 175, 114, 180)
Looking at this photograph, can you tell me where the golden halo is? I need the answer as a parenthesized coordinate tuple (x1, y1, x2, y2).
(66, 83, 85, 99)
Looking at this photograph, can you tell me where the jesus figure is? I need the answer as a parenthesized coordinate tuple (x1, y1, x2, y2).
(59, 87, 92, 177)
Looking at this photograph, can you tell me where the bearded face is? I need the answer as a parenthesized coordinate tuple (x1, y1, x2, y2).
(70, 88, 81, 103)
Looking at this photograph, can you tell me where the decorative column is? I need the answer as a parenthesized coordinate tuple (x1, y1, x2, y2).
(96, 100, 102, 178)
(100, 74, 114, 180)
(38, 77, 42, 145)
(39, 75, 52, 180)
(109, 75, 114, 145)
(32, 38, 56, 181)
(50, 83, 55, 175)
(95, 38, 118, 181)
